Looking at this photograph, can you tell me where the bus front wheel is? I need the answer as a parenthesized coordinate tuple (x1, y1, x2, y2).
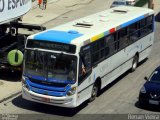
(131, 55, 138, 72)
(89, 83, 98, 102)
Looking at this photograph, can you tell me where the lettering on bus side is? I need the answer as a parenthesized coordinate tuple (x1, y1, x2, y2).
(0, 0, 5, 12)
(0, 0, 30, 12)
(8, 0, 30, 10)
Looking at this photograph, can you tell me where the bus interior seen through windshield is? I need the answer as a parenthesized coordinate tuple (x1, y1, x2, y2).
(24, 49, 77, 83)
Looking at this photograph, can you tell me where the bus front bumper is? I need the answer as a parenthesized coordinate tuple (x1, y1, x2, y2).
(22, 87, 77, 108)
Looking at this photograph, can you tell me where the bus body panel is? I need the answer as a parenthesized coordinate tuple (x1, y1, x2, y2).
(76, 75, 93, 106)
(22, 87, 77, 108)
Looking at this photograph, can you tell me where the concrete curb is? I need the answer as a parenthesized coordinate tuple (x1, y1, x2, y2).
(0, 91, 21, 103)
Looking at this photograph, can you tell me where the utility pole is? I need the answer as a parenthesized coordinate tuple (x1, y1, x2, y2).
(148, 0, 154, 9)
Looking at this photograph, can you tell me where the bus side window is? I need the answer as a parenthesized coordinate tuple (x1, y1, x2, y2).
(106, 33, 116, 55)
(147, 15, 153, 25)
(129, 22, 139, 43)
(118, 27, 128, 49)
(146, 15, 153, 33)
(139, 18, 146, 28)
(80, 51, 91, 74)
(78, 47, 92, 83)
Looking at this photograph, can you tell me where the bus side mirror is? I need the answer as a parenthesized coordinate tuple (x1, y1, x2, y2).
(144, 77, 148, 81)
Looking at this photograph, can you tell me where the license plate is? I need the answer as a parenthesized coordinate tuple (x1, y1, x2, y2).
(42, 97, 50, 102)
(149, 100, 159, 105)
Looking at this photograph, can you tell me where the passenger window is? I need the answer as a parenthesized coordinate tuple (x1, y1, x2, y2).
(118, 28, 128, 49)
(139, 19, 146, 28)
(118, 28, 127, 39)
(99, 38, 105, 48)
(105, 34, 115, 44)
(79, 46, 92, 84)
(130, 31, 139, 42)
(147, 16, 153, 25)
(105, 46, 110, 57)
(140, 27, 148, 37)
(79, 46, 92, 75)
(147, 24, 153, 32)
(105, 34, 116, 54)
(92, 41, 99, 52)
(129, 23, 137, 34)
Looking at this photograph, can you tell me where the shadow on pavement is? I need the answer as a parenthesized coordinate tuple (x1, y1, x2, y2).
(12, 95, 88, 116)
(98, 70, 130, 97)
(99, 58, 148, 97)
(135, 101, 160, 112)
(0, 69, 22, 81)
(155, 12, 160, 22)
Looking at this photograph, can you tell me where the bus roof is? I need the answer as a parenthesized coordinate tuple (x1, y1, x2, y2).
(29, 6, 154, 46)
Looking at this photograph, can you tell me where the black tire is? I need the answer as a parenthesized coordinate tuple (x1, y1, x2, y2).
(138, 99, 147, 108)
(89, 83, 98, 102)
(131, 55, 138, 72)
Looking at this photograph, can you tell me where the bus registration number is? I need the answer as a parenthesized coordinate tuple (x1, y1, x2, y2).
(149, 100, 159, 105)
(42, 97, 50, 102)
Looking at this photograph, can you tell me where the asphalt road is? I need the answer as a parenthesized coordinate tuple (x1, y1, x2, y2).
(0, 0, 160, 119)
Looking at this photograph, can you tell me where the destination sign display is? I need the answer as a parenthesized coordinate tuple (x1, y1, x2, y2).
(27, 40, 76, 53)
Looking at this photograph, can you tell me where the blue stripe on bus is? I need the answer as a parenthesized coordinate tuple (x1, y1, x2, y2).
(121, 15, 145, 28)
(33, 30, 83, 44)
(31, 86, 67, 97)
(26, 79, 71, 92)
(24, 74, 75, 84)
(104, 31, 109, 36)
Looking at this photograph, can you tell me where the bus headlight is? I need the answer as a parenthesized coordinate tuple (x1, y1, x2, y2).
(140, 86, 146, 94)
(67, 87, 76, 96)
(22, 77, 30, 91)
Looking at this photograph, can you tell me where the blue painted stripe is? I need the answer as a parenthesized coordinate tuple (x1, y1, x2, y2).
(104, 31, 109, 36)
(26, 79, 71, 92)
(24, 74, 75, 84)
(33, 30, 83, 44)
(121, 15, 145, 28)
(31, 86, 67, 97)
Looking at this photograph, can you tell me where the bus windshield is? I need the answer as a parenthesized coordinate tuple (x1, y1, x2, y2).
(24, 49, 77, 83)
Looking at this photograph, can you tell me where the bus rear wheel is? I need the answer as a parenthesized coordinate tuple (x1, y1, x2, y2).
(89, 83, 98, 102)
(131, 55, 138, 72)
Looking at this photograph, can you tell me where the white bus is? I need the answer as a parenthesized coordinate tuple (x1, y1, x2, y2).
(22, 6, 154, 108)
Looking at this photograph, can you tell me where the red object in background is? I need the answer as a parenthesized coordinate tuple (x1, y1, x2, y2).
(38, 0, 42, 5)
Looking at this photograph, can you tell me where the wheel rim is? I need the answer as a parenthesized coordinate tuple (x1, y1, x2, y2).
(133, 60, 137, 69)
(132, 56, 138, 70)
